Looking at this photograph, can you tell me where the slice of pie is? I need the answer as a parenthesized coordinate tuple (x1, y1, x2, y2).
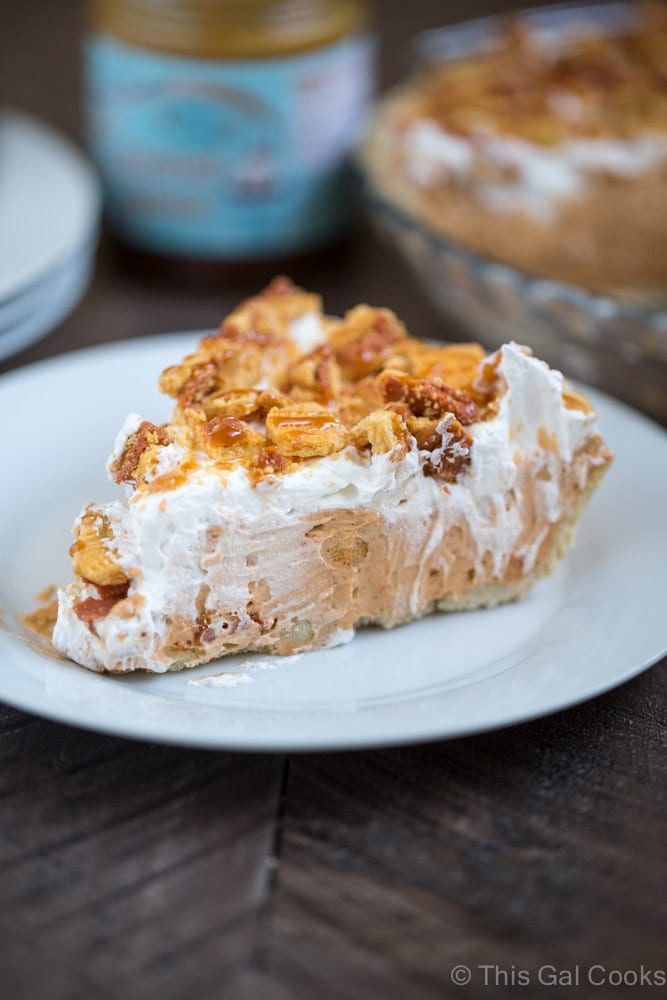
(52, 278, 612, 673)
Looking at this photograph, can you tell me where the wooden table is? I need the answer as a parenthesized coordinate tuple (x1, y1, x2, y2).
(2, 2, 665, 997)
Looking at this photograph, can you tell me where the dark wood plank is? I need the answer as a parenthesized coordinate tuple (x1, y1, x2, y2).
(0, 705, 285, 1000)
(258, 666, 667, 999)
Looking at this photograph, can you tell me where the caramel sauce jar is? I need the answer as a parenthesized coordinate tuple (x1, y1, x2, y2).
(85, 0, 374, 280)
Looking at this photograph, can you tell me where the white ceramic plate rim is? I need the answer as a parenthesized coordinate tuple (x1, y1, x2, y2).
(0, 335, 665, 751)
(0, 251, 96, 362)
(0, 237, 97, 333)
(0, 112, 101, 302)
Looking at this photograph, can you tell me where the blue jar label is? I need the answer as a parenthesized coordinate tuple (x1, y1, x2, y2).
(85, 34, 374, 258)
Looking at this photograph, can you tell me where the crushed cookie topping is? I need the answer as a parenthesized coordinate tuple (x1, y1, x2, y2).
(351, 409, 411, 457)
(327, 305, 408, 380)
(562, 387, 594, 413)
(426, 414, 473, 483)
(73, 582, 130, 627)
(252, 447, 291, 477)
(111, 421, 170, 485)
(377, 371, 480, 424)
(266, 405, 350, 459)
(408, 5, 667, 145)
(70, 509, 128, 587)
(288, 346, 343, 403)
(140, 279, 502, 485)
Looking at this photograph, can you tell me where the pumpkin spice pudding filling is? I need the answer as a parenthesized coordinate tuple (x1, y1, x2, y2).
(362, 4, 667, 299)
(52, 278, 612, 673)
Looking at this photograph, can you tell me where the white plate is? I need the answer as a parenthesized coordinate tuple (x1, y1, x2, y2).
(0, 251, 95, 361)
(0, 237, 96, 331)
(0, 112, 100, 303)
(0, 336, 665, 750)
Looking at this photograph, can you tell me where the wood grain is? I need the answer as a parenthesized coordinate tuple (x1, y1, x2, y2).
(0, 705, 286, 999)
(0, 1, 665, 998)
(259, 668, 667, 999)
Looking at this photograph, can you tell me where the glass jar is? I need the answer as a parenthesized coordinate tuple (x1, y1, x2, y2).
(85, 0, 374, 278)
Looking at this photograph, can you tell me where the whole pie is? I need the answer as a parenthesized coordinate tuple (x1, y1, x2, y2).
(361, 4, 667, 300)
(52, 279, 612, 673)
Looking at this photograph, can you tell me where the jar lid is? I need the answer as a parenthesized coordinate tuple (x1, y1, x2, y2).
(93, 0, 370, 59)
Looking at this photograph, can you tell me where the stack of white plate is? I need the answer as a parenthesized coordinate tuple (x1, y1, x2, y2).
(0, 112, 101, 362)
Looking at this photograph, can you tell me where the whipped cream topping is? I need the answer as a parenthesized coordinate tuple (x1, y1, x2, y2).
(53, 343, 601, 672)
(288, 311, 326, 353)
(403, 119, 667, 221)
(106, 412, 143, 480)
(454, 344, 593, 573)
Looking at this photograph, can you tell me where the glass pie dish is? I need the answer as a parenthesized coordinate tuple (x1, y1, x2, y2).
(359, 1, 667, 423)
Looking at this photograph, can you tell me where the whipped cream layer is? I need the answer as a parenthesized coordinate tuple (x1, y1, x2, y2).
(53, 344, 606, 673)
(403, 119, 667, 221)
